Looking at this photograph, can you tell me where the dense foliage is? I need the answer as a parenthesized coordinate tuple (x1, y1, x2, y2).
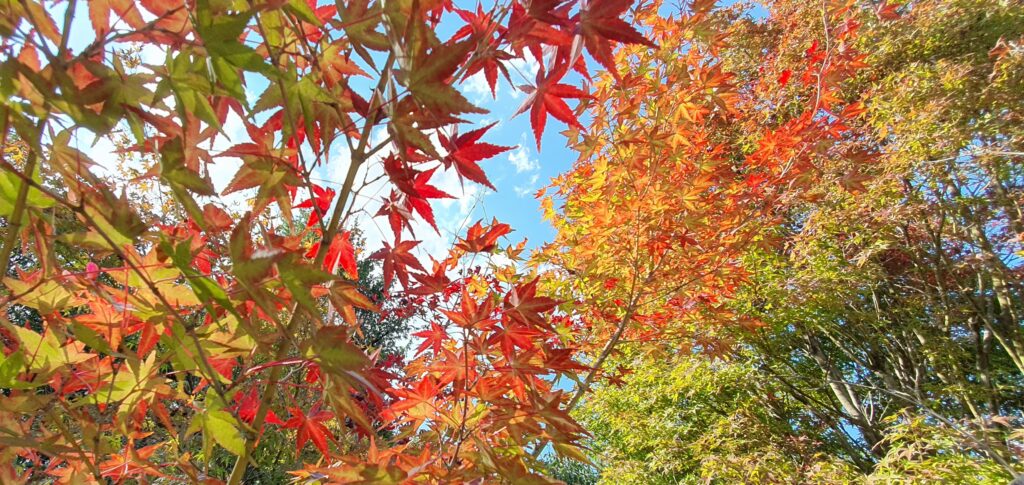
(1, 0, 1020, 481)
(572, 0, 1024, 482)
(0, 0, 659, 481)
(536, 0, 869, 446)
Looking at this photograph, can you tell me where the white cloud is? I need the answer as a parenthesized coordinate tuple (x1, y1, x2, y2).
(462, 71, 495, 105)
(488, 252, 513, 268)
(514, 174, 540, 198)
(508, 145, 538, 173)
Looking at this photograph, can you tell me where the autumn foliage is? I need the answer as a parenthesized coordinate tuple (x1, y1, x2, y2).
(0, 0, 668, 480)
(0, 0, 918, 481)
(564, 0, 1024, 482)
(536, 0, 869, 411)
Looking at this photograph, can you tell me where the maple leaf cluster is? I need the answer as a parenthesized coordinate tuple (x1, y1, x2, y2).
(0, 0, 659, 481)
(535, 0, 872, 419)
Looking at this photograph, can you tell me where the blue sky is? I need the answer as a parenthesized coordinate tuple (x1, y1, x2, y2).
(451, 69, 575, 251)
(415, 0, 584, 254)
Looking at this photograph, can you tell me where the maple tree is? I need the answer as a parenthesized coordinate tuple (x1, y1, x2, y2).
(0, 0, 657, 480)
(569, 0, 1024, 481)
(534, 0, 870, 432)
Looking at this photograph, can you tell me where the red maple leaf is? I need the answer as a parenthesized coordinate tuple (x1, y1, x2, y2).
(408, 167, 454, 232)
(409, 258, 453, 296)
(376, 190, 416, 239)
(234, 387, 285, 426)
(875, 1, 901, 20)
(383, 153, 423, 196)
(305, 230, 358, 279)
(441, 288, 497, 329)
(412, 321, 448, 355)
(456, 218, 512, 253)
(778, 69, 793, 86)
(381, 157, 454, 233)
(89, 0, 146, 37)
(462, 48, 514, 98)
(283, 404, 335, 457)
(51, 356, 113, 396)
(453, 4, 505, 42)
(388, 377, 440, 416)
(454, 7, 513, 97)
(487, 323, 543, 359)
(194, 203, 232, 233)
(574, 0, 656, 75)
(295, 184, 336, 227)
(433, 349, 479, 387)
(328, 281, 380, 325)
(507, 0, 573, 60)
(515, 70, 592, 149)
(371, 240, 425, 290)
(504, 278, 559, 327)
(543, 347, 588, 373)
(439, 123, 513, 190)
